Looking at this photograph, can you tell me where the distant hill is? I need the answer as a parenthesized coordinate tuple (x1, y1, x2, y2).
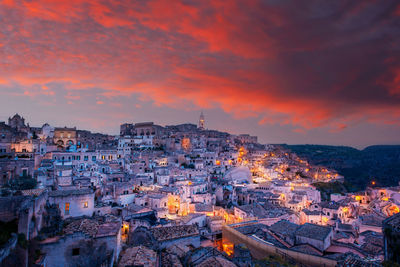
(281, 144, 400, 192)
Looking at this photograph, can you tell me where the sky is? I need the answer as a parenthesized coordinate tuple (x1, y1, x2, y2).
(0, 0, 399, 149)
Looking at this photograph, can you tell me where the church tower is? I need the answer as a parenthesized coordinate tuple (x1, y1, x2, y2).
(198, 112, 205, 130)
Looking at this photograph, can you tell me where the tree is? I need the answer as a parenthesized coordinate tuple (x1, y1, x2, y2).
(9, 176, 37, 190)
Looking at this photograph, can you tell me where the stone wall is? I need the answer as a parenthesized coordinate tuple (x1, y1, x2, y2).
(222, 224, 337, 267)
(0, 233, 17, 263)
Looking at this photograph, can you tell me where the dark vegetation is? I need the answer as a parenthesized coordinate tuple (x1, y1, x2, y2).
(38, 204, 63, 239)
(254, 255, 296, 267)
(312, 181, 349, 201)
(181, 163, 195, 169)
(0, 219, 18, 246)
(282, 144, 400, 192)
(7, 175, 37, 190)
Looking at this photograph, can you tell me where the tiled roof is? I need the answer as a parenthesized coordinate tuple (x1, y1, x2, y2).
(295, 223, 332, 241)
(48, 188, 93, 197)
(118, 246, 157, 267)
(148, 193, 166, 199)
(161, 252, 183, 267)
(360, 214, 385, 227)
(166, 244, 190, 258)
(269, 220, 300, 238)
(360, 239, 383, 256)
(126, 204, 153, 214)
(290, 244, 323, 256)
(196, 256, 236, 267)
(334, 231, 351, 240)
(302, 209, 322, 216)
(336, 252, 382, 267)
(63, 217, 120, 238)
(150, 225, 199, 241)
(236, 224, 268, 235)
(383, 212, 400, 231)
(337, 223, 354, 232)
(178, 213, 205, 224)
(237, 203, 289, 218)
(20, 188, 46, 197)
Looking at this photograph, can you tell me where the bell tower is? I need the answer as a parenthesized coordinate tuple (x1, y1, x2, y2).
(198, 112, 205, 130)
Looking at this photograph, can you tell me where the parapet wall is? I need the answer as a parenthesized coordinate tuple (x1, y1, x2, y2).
(0, 234, 18, 263)
(222, 224, 337, 267)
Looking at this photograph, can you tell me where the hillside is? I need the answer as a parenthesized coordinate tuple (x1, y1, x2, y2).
(281, 144, 400, 192)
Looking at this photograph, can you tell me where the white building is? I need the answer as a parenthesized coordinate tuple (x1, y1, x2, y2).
(48, 189, 95, 218)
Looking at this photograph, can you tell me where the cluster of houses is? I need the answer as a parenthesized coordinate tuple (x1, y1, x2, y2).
(0, 113, 399, 267)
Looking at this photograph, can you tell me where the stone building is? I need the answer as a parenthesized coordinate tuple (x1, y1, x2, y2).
(39, 217, 122, 267)
(48, 189, 95, 218)
(76, 130, 110, 150)
(0, 122, 15, 144)
(11, 139, 46, 155)
(119, 122, 162, 147)
(235, 134, 257, 144)
(8, 114, 29, 133)
(0, 189, 48, 240)
(383, 212, 400, 264)
(54, 163, 73, 188)
(0, 158, 35, 184)
(295, 223, 333, 252)
(120, 123, 135, 136)
(53, 127, 77, 150)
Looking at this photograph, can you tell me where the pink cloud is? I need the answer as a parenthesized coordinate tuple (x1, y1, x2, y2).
(0, 0, 399, 132)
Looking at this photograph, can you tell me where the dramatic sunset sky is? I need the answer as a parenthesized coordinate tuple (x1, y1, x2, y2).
(0, 0, 399, 148)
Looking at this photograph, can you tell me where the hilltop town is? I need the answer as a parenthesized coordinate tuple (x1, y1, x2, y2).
(0, 113, 399, 267)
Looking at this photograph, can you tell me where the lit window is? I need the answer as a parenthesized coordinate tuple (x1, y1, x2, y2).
(83, 202, 88, 208)
(65, 203, 70, 215)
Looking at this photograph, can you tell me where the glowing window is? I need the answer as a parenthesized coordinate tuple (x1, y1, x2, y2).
(65, 203, 70, 215)
(83, 202, 88, 208)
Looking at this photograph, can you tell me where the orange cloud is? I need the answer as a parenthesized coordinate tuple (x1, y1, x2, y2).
(0, 0, 399, 133)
